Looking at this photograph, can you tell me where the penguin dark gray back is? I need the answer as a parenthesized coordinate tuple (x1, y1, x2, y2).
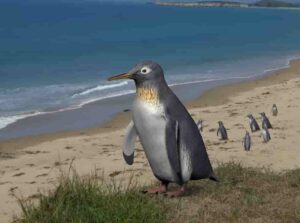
(217, 121, 228, 140)
(247, 114, 260, 132)
(260, 112, 272, 129)
(262, 120, 268, 130)
(261, 126, 271, 143)
(243, 131, 251, 151)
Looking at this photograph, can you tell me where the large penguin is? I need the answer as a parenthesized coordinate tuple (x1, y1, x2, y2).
(108, 61, 217, 197)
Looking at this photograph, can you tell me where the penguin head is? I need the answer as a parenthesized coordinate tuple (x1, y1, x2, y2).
(260, 112, 266, 117)
(247, 114, 253, 119)
(218, 121, 223, 126)
(107, 61, 166, 88)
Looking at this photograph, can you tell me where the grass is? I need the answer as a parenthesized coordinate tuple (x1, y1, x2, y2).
(173, 162, 300, 223)
(16, 172, 168, 223)
(17, 162, 300, 223)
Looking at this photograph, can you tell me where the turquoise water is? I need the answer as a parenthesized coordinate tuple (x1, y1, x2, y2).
(1, 1, 300, 129)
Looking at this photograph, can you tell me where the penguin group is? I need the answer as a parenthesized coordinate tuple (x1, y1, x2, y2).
(196, 104, 277, 152)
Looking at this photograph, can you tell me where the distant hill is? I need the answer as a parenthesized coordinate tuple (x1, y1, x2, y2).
(156, 1, 249, 7)
(251, 0, 300, 7)
(156, 0, 300, 8)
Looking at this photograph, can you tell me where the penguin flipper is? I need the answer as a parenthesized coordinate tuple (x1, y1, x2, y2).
(123, 120, 137, 165)
(165, 119, 181, 178)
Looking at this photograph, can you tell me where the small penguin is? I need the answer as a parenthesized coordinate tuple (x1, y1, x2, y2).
(247, 114, 260, 132)
(196, 119, 203, 132)
(262, 119, 268, 130)
(108, 61, 218, 197)
(243, 131, 251, 151)
(260, 112, 272, 129)
(272, 104, 278, 116)
(217, 121, 228, 140)
(261, 126, 271, 143)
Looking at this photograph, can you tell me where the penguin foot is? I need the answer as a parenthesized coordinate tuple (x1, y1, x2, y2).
(165, 186, 186, 198)
(142, 184, 168, 194)
(142, 187, 167, 194)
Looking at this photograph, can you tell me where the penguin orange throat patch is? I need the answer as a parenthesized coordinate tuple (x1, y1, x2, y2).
(136, 87, 160, 105)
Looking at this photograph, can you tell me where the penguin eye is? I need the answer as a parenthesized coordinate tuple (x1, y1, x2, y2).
(140, 67, 152, 75)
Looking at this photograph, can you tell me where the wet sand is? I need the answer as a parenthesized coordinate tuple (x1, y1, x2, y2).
(0, 59, 300, 222)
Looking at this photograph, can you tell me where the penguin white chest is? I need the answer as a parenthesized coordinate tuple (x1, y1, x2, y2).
(132, 99, 176, 182)
(248, 119, 252, 125)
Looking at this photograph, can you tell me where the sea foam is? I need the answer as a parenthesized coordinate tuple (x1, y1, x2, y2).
(71, 81, 129, 98)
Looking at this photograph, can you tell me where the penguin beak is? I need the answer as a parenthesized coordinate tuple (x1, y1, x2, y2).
(107, 73, 132, 81)
(107, 72, 133, 81)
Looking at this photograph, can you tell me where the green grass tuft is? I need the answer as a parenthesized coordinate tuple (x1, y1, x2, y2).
(17, 172, 168, 223)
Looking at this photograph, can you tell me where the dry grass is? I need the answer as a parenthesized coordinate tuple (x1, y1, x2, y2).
(171, 162, 300, 223)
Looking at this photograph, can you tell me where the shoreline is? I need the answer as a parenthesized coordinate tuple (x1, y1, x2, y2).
(1, 54, 299, 140)
(1, 58, 300, 155)
(187, 59, 300, 108)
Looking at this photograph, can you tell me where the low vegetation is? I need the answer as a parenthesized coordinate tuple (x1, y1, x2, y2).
(17, 163, 300, 223)
(16, 172, 168, 223)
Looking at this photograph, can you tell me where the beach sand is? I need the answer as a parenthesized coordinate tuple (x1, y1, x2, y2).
(1, 60, 300, 222)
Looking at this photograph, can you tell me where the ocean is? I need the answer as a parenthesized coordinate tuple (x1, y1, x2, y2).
(1, 1, 300, 138)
